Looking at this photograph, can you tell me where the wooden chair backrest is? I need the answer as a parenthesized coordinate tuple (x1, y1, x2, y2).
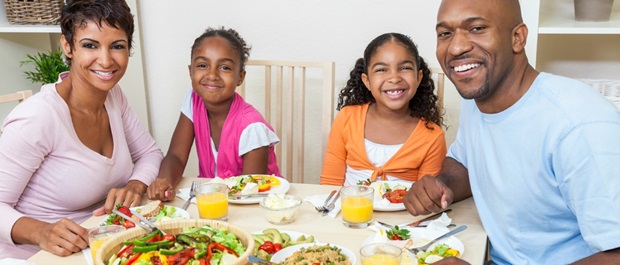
(239, 60, 335, 183)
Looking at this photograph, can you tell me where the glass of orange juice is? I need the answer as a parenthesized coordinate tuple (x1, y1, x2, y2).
(341, 185, 374, 228)
(360, 243, 402, 265)
(196, 182, 229, 221)
(88, 225, 126, 263)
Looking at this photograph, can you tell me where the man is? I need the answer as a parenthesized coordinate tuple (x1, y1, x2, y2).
(404, 0, 620, 264)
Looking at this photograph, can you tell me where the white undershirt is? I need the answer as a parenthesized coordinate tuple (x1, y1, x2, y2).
(344, 139, 413, 186)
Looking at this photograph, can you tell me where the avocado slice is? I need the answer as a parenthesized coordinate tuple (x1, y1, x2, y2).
(252, 234, 265, 245)
(262, 228, 283, 244)
(281, 232, 291, 247)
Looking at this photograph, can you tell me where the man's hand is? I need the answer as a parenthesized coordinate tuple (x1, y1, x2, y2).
(404, 175, 453, 216)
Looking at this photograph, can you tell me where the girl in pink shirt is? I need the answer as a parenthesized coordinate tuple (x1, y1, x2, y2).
(147, 27, 280, 201)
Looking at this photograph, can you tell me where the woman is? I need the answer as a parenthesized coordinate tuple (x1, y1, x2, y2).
(0, 0, 163, 259)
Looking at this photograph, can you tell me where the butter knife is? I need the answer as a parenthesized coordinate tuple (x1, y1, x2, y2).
(248, 255, 278, 265)
(406, 208, 452, 227)
(322, 189, 341, 216)
(228, 193, 270, 200)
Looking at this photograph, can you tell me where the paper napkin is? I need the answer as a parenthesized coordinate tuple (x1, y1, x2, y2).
(0, 258, 35, 265)
(81, 248, 93, 265)
(176, 187, 196, 204)
(304, 193, 341, 218)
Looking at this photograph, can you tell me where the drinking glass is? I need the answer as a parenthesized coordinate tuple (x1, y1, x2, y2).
(360, 243, 402, 265)
(341, 185, 374, 228)
(196, 182, 229, 221)
(88, 225, 126, 263)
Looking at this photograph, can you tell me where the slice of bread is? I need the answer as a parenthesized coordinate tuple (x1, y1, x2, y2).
(139, 200, 164, 218)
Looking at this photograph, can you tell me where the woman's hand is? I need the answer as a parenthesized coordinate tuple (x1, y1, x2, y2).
(93, 180, 147, 216)
(37, 218, 89, 256)
(11, 217, 88, 257)
(147, 177, 176, 202)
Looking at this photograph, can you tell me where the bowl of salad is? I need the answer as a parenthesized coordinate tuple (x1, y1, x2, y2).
(95, 219, 254, 265)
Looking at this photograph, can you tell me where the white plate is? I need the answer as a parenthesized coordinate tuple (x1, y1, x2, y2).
(99, 206, 190, 226)
(251, 230, 319, 245)
(362, 227, 464, 264)
(372, 181, 410, 211)
(270, 243, 356, 264)
(228, 177, 290, 205)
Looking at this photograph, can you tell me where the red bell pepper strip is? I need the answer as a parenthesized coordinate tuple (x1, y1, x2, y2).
(206, 242, 239, 261)
(116, 244, 135, 258)
(125, 253, 142, 265)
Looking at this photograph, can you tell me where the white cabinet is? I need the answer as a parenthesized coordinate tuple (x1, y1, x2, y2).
(525, 0, 620, 79)
(0, 0, 151, 130)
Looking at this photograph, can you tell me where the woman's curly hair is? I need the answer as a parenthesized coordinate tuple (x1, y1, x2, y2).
(337, 33, 444, 129)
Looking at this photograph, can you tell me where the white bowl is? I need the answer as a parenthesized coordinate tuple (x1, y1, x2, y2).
(259, 194, 302, 225)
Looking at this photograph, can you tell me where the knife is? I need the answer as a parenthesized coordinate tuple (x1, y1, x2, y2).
(228, 193, 270, 200)
(322, 189, 341, 216)
(406, 208, 452, 227)
(248, 255, 278, 265)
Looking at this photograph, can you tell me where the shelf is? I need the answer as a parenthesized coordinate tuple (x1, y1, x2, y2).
(0, 21, 60, 33)
(539, 10, 620, 34)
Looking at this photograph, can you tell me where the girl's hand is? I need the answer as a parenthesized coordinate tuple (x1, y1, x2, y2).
(94, 180, 146, 216)
(36, 218, 89, 257)
(147, 177, 175, 202)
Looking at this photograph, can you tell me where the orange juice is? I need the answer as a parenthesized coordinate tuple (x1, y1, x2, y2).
(90, 236, 109, 262)
(341, 196, 373, 223)
(197, 192, 228, 219)
(88, 225, 124, 263)
(361, 254, 400, 265)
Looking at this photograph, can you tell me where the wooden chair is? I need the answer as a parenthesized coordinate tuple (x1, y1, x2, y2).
(1, 90, 33, 134)
(238, 60, 335, 183)
(0, 90, 33, 104)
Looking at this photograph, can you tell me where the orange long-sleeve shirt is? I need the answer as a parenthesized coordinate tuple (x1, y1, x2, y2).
(320, 104, 446, 186)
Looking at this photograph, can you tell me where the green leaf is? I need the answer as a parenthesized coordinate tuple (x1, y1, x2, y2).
(20, 49, 70, 85)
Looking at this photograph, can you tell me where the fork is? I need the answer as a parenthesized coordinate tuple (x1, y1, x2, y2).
(407, 225, 467, 255)
(182, 180, 200, 210)
(316, 190, 337, 212)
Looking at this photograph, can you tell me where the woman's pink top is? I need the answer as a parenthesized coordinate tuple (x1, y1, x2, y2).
(0, 78, 163, 259)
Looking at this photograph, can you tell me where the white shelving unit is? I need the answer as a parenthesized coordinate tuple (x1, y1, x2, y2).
(0, 21, 60, 33)
(0, 0, 151, 130)
(521, 0, 620, 78)
(539, 6, 620, 34)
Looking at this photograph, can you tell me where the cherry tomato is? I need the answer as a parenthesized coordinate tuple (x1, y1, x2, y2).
(391, 235, 402, 240)
(273, 243, 283, 252)
(258, 241, 275, 254)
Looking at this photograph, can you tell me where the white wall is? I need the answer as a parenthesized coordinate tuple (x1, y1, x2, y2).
(138, 0, 464, 183)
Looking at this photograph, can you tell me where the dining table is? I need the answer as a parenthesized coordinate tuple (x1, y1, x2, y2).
(27, 177, 488, 265)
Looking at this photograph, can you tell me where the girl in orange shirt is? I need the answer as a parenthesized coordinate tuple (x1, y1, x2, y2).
(320, 33, 446, 186)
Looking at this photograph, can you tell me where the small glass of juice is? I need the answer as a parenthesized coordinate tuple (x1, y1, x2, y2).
(341, 185, 374, 228)
(88, 225, 126, 264)
(360, 243, 402, 265)
(196, 182, 229, 221)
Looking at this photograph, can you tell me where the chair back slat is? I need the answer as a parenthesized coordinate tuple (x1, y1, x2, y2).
(239, 60, 335, 183)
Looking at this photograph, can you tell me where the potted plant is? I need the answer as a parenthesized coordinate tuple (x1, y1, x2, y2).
(574, 0, 615, 22)
(19, 49, 69, 85)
